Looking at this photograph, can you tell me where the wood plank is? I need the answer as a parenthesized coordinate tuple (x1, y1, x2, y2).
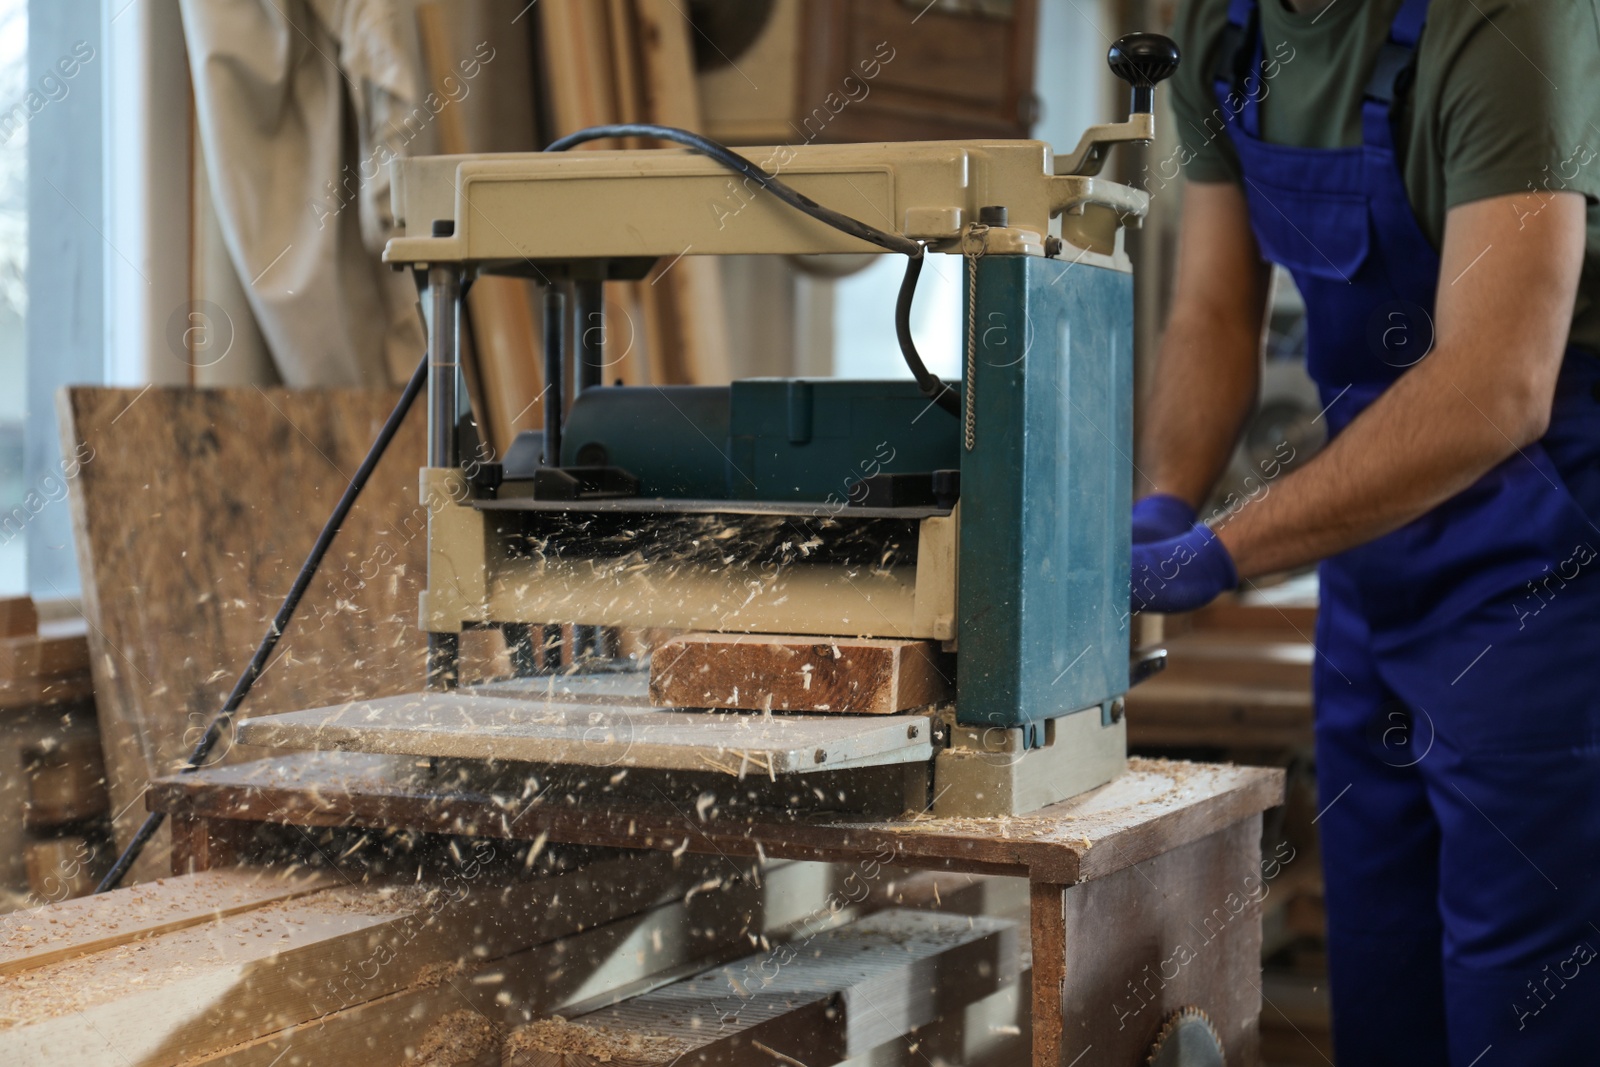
(798, 0, 1039, 142)
(631, 0, 731, 385)
(504, 909, 1020, 1066)
(55, 386, 499, 878)
(0, 867, 334, 976)
(21, 838, 97, 902)
(1126, 680, 1313, 751)
(0, 616, 92, 709)
(0, 599, 36, 639)
(0, 853, 711, 1064)
(177, 862, 1028, 1067)
(148, 752, 1284, 886)
(1192, 599, 1317, 637)
(1149, 633, 1313, 690)
(0, 631, 89, 682)
(21, 731, 108, 828)
(418, 2, 545, 458)
(236, 692, 934, 775)
(650, 633, 952, 715)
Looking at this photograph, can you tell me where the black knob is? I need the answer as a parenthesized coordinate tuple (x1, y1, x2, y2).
(1108, 33, 1181, 115)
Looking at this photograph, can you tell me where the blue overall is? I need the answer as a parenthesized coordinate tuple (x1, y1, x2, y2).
(1217, 1, 1600, 1061)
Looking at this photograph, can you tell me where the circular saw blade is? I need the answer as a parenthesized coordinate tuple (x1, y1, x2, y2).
(1146, 1006, 1225, 1067)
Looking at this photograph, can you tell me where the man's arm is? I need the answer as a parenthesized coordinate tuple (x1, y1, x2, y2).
(1140, 180, 1274, 506)
(1214, 189, 1588, 577)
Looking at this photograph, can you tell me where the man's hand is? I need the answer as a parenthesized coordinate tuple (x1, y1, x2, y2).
(1131, 520, 1239, 614)
(1215, 190, 1587, 577)
(1132, 493, 1198, 543)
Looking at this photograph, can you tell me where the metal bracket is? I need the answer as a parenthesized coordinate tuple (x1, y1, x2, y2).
(1056, 113, 1156, 178)
(1130, 645, 1168, 688)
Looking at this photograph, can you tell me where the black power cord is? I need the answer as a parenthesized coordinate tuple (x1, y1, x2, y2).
(96, 123, 959, 892)
(95, 353, 429, 893)
(545, 124, 960, 416)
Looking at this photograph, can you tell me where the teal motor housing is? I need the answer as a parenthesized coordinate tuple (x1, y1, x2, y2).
(555, 253, 1132, 729)
(560, 379, 959, 500)
(954, 253, 1133, 728)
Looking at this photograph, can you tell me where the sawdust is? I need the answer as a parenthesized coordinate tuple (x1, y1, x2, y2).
(412, 959, 468, 989)
(413, 1009, 500, 1066)
(504, 1016, 693, 1064)
(872, 757, 1224, 844)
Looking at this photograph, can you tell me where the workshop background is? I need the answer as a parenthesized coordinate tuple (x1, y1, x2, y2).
(0, 1, 1324, 1063)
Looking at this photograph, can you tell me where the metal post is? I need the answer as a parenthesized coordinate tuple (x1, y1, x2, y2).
(543, 283, 567, 468)
(573, 277, 610, 666)
(425, 265, 462, 690)
(427, 266, 460, 469)
(574, 277, 604, 391)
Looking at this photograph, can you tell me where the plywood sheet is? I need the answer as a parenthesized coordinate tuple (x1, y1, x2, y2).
(57, 386, 500, 874)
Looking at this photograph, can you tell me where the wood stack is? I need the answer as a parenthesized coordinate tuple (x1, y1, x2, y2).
(538, 0, 732, 387)
(1127, 594, 1317, 752)
(0, 596, 92, 710)
(417, 2, 546, 460)
(0, 856, 1028, 1065)
(0, 596, 108, 909)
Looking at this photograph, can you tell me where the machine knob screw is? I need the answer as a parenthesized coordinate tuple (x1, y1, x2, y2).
(814, 748, 828, 764)
(1107, 33, 1181, 115)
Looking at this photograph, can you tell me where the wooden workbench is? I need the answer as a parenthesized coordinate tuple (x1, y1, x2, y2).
(150, 752, 1282, 1065)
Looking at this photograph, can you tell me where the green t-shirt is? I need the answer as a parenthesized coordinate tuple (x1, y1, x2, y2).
(1168, 0, 1600, 356)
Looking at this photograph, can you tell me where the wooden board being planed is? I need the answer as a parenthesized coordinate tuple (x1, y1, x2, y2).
(650, 633, 952, 714)
(57, 387, 505, 878)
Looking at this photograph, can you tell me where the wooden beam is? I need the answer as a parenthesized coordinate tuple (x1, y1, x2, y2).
(0, 598, 37, 639)
(139, 860, 995, 1067)
(0, 867, 334, 977)
(504, 909, 1020, 1066)
(650, 633, 953, 714)
(0, 852, 714, 1065)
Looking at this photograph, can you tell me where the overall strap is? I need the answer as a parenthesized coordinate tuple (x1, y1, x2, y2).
(1362, 0, 1431, 149)
(1212, 0, 1264, 139)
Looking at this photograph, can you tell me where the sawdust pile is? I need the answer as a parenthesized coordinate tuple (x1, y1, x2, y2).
(503, 1015, 693, 1066)
(413, 1009, 501, 1067)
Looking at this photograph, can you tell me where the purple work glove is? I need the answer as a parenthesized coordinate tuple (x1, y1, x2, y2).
(1132, 493, 1197, 544)
(1131, 522, 1238, 614)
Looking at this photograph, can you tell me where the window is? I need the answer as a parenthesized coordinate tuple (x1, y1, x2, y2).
(0, 0, 25, 593)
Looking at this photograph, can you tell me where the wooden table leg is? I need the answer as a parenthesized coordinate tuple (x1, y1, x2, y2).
(1031, 879, 1069, 1067)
